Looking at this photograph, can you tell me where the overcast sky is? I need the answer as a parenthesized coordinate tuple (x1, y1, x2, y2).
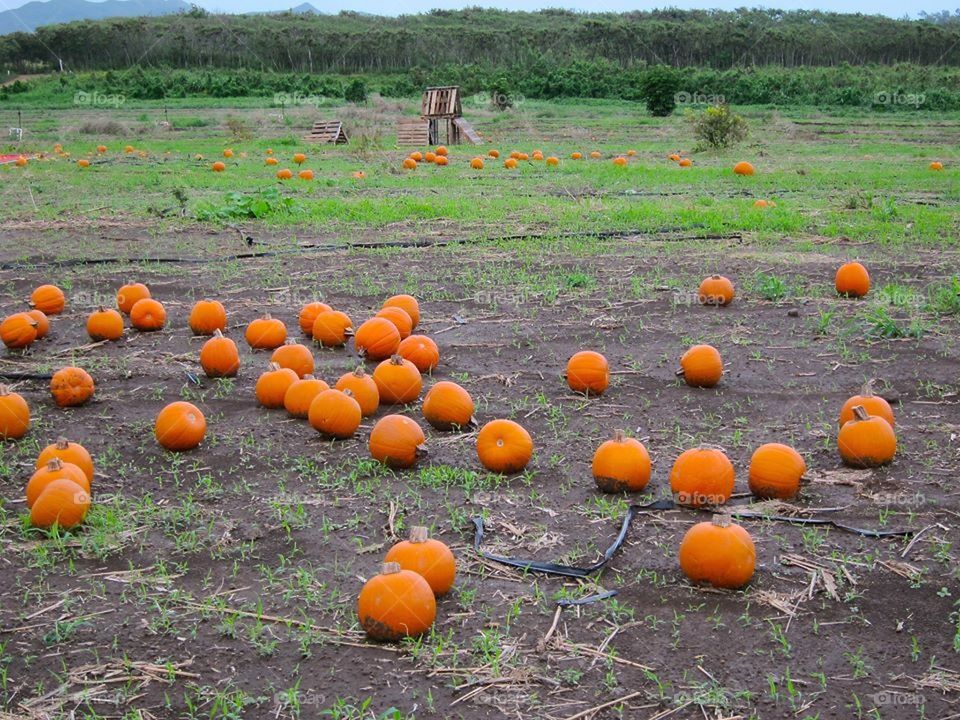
(0, 0, 948, 18)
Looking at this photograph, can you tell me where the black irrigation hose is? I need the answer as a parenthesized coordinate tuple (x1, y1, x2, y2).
(0, 224, 734, 271)
(471, 497, 917, 579)
(0, 371, 54, 380)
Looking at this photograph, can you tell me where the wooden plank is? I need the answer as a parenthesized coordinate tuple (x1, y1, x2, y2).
(452, 117, 481, 144)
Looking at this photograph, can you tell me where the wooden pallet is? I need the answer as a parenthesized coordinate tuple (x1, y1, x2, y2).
(304, 120, 348, 144)
(396, 117, 429, 146)
(452, 117, 481, 144)
(421, 86, 461, 118)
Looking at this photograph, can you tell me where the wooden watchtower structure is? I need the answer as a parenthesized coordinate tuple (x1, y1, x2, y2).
(397, 86, 481, 146)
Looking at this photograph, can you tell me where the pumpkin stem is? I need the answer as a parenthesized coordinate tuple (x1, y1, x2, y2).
(409, 526, 429, 543)
(613, 429, 626, 443)
(268, 362, 281, 372)
(390, 354, 404, 365)
(711, 514, 732, 528)
(416, 444, 430, 459)
(262, 313, 273, 320)
(213, 329, 224, 338)
(675, 368, 684, 377)
(860, 380, 875, 397)
(46, 457, 64, 471)
(56, 436, 70, 449)
(382, 561, 402, 575)
(303, 374, 314, 380)
(468, 415, 479, 428)
(343, 326, 355, 337)
(711, 274, 721, 280)
(0, 384, 9, 396)
(352, 366, 365, 377)
(852, 405, 870, 422)
(98, 305, 107, 312)
(341, 388, 354, 398)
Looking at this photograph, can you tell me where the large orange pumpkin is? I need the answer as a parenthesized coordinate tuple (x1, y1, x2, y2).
(308, 388, 362, 439)
(312, 310, 354, 347)
(30, 479, 91, 530)
(270, 342, 315, 378)
(246, 315, 287, 350)
(748, 443, 806, 499)
(670, 447, 734, 506)
(188, 300, 227, 335)
(255, 363, 299, 409)
(369, 415, 426, 469)
(357, 562, 436, 641)
(155, 401, 207, 451)
(130, 298, 166, 331)
(36, 438, 94, 482)
(1, 313, 38, 349)
(397, 335, 439, 373)
(299, 302, 332, 335)
(86, 307, 124, 341)
(679, 515, 756, 589)
(733, 161, 755, 176)
(29, 284, 65, 315)
(0, 385, 29, 439)
(26, 310, 49, 340)
(384, 526, 456, 596)
(592, 430, 651, 492)
(838, 406, 896, 468)
(698, 275, 735, 306)
(26, 458, 90, 508)
(476, 419, 533, 474)
(284, 375, 329, 418)
(335, 367, 379, 416)
(50, 367, 95, 407)
(116, 283, 150, 315)
(199, 330, 240, 378)
(677, 345, 723, 388)
(354, 317, 401, 361)
(835, 262, 870, 298)
(422, 381, 475, 430)
(373, 355, 422, 405)
(566, 350, 609, 396)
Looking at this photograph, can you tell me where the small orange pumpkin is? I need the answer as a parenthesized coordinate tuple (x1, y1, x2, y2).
(357, 562, 436, 641)
(470, 157, 484, 170)
(546, 156, 559, 166)
(838, 406, 896, 468)
(312, 310, 354, 347)
(26, 458, 89, 508)
(354, 317, 401, 361)
(670, 447, 734, 507)
(613, 156, 627, 167)
(409, 151, 423, 161)
(677, 344, 723, 388)
(30, 478, 91, 530)
(678, 158, 692, 167)
(838, 383, 895, 428)
(116, 282, 150, 315)
(592, 430, 651, 493)
(369, 415, 426, 469)
(212, 161, 226, 172)
(86, 307, 124, 341)
(335, 367, 380, 416)
(36, 437, 94, 482)
(1, 313, 38, 349)
(435, 146, 448, 157)
(397, 335, 439, 373)
(382, 295, 420, 328)
(283, 375, 329, 418)
(504, 158, 518, 169)
(266, 157, 279, 166)
(26, 310, 49, 339)
(422, 381, 475, 430)
(929, 161, 943, 171)
(668, 153, 681, 162)
(299, 301, 332, 335)
(188, 300, 227, 335)
(373, 355, 422, 405)
(298, 169, 314, 180)
(376, 306, 414, 340)
(476, 419, 533, 474)
(255, 363, 299, 409)
(571, 152, 582, 160)
(308, 388, 362, 439)
(733, 161, 755, 176)
(434, 156, 449, 167)
(835, 261, 870, 298)
(270, 342, 315, 378)
(199, 330, 240, 378)
(385, 526, 456, 596)
(246, 315, 287, 350)
(698, 275, 735, 306)
(402, 158, 417, 170)
(30, 284, 65, 315)
(50, 366, 95, 408)
(130, 298, 166, 331)
(276, 168, 294, 180)
(0, 385, 30, 439)
(293, 152, 307, 165)
(748, 443, 806, 499)
(589, 151, 602, 159)
(679, 515, 756, 589)
(566, 350, 609, 396)
(487, 149, 500, 158)
(424, 152, 437, 163)
(155, 401, 206, 451)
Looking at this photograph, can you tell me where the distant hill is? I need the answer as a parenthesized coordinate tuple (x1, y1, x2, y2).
(0, 0, 191, 36)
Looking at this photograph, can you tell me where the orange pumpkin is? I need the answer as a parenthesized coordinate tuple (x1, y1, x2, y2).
(678, 158, 692, 167)
(402, 158, 417, 170)
(283, 375, 329, 418)
(30, 284, 65, 315)
(376, 306, 413, 340)
(116, 282, 150, 315)
(383, 295, 420, 327)
(733, 161, 755, 176)
(838, 383, 895, 428)
(546, 156, 559, 166)
(188, 300, 227, 335)
(14, 156, 26, 167)
(668, 153, 680, 162)
(929, 161, 943, 171)
(335, 367, 380, 416)
(212, 161, 226, 172)
(470, 157, 484, 170)
(308, 388, 362, 439)
(409, 152, 423, 162)
(369, 414, 426, 469)
(589, 151, 602, 159)
(385, 526, 456, 596)
(0, 385, 30, 439)
(397, 335, 439, 373)
(246, 315, 287, 350)
(199, 330, 240, 378)
(835, 261, 870, 298)
(748, 443, 806, 499)
(266, 157, 279, 166)
(571, 152, 582, 160)
(566, 350, 609, 396)
(698, 275, 734, 306)
(670, 447, 734, 506)
(293, 153, 307, 165)
(255, 363, 299, 409)
(26, 310, 49, 339)
(97, 145, 107, 153)
(130, 298, 166, 331)
(298, 169, 314, 180)
(30, 478, 91, 530)
(422, 381, 475, 431)
(435, 146, 448, 157)
(36, 437, 94, 482)
(504, 158, 518, 169)
(299, 302, 332, 335)
(354, 317, 401, 361)
(424, 152, 437, 163)
(312, 310, 353, 347)
(222, 149, 233, 158)
(677, 344, 723, 388)
(679, 515, 756, 589)
(50, 366, 95, 408)
(476, 419, 533, 474)
(373, 355, 422, 405)
(276, 168, 294, 180)
(487, 149, 500, 158)
(613, 156, 627, 167)
(357, 562, 436, 641)
(86, 307, 124, 341)
(26, 459, 89, 508)
(155, 401, 206, 451)
(753, 199, 775, 209)
(270, 342, 314, 378)
(592, 430, 651, 492)
(838, 406, 896, 468)
(626, 149, 637, 157)
(1, 313, 38, 349)
(434, 156, 449, 167)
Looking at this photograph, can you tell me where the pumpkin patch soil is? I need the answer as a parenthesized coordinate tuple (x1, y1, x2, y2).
(1, 232, 958, 719)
